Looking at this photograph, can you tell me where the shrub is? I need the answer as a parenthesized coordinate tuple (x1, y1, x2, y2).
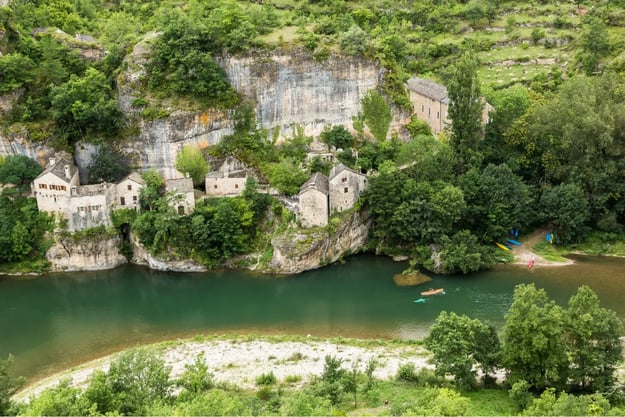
(256, 371, 277, 386)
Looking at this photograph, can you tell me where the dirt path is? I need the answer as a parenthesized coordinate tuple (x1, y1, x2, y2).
(508, 227, 573, 267)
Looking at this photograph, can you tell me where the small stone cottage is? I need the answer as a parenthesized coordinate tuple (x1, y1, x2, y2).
(298, 172, 329, 228)
(205, 156, 252, 197)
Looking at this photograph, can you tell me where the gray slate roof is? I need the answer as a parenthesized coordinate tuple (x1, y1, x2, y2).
(406, 77, 449, 102)
(329, 163, 361, 181)
(299, 172, 329, 196)
(166, 177, 194, 193)
(36, 156, 78, 183)
(119, 172, 146, 186)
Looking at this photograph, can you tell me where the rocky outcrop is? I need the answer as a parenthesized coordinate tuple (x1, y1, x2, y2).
(269, 209, 371, 274)
(131, 234, 207, 272)
(46, 233, 127, 271)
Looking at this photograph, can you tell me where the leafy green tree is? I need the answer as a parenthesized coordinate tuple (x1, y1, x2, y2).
(501, 284, 569, 391)
(88, 144, 131, 184)
(425, 311, 500, 389)
(577, 18, 610, 74)
(175, 145, 209, 187)
(22, 379, 96, 417)
(360, 90, 391, 142)
(404, 387, 470, 416)
(98, 348, 172, 415)
(320, 126, 354, 150)
(459, 164, 532, 242)
(308, 156, 332, 176)
(405, 116, 433, 138)
(49, 67, 123, 142)
(0, 53, 35, 94)
(435, 230, 498, 274)
(266, 159, 308, 196)
(138, 169, 163, 212)
(0, 155, 42, 191)
(315, 355, 345, 406)
(0, 355, 25, 416)
(565, 286, 622, 393)
(523, 388, 611, 416)
(175, 389, 250, 416)
(539, 184, 591, 244)
(176, 354, 215, 398)
(338, 25, 371, 56)
(448, 52, 484, 170)
(279, 391, 332, 416)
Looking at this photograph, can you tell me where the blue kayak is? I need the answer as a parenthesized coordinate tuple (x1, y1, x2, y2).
(413, 298, 427, 303)
(507, 239, 521, 246)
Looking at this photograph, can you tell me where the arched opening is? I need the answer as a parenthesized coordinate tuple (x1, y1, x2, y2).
(178, 205, 185, 215)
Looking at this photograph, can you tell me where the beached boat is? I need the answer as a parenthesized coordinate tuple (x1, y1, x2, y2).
(496, 242, 510, 251)
(421, 288, 445, 296)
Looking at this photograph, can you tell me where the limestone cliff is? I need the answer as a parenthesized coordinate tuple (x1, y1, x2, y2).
(46, 233, 127, 272)
(131, 234, 207, 272)
(268, 209, 372, 274)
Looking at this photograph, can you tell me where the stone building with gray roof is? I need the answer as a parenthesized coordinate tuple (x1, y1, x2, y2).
(298, 172, 329, 227)
(406, 77, 493, 135)
(165, 177, 195, 215)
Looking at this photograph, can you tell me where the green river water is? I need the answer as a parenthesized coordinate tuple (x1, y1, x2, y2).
(1, 254, 625, 382)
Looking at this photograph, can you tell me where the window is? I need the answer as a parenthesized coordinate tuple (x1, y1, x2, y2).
(214, 185, 218, 189)
(428, 108, 430, 116)
(133, 195, 137, 202)
(39, 183, 47, 189)
(235, 184, 238, 189)
(120, 197, 125, 205)
(421, 105, 424, 112)
(342, 177, 347, 182)
(127, 184, 132, 191)
(344, 187, 348, 193)
(437, 111, 439, 119)
(79, 206, 84, 211)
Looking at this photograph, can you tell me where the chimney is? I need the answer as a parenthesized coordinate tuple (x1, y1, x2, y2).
(49, 157, 56, 167)
(64, 165, 71, 180)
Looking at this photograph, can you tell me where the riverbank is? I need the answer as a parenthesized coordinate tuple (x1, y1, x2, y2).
(14, 335, 432, 402)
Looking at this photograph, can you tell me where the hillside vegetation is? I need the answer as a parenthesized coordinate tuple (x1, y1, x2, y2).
(0, 0, 624, 273)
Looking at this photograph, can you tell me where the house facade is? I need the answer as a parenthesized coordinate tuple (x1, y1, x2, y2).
(406, 77, 493, 135)
(32, 156, 147, 232)
(328, 163, 367, 214)
(165, 177, 195, 215)
(205, 156, 251, 197)
(298, 172, 329, 227)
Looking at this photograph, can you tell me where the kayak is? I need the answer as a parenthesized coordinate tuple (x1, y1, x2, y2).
(507, 239, 522, 246)
(496, 242, 510, 251)
(421, 288, 445, 296)
(413, 298, 427, 303)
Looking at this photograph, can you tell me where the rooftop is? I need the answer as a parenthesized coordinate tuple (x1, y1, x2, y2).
(406, 77, 449, 102)
(166, 177, 194, 193)
(299, 172, 329, 196)
(36, 156, 78, 183)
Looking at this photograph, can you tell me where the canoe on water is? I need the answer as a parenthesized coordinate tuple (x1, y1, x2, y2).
(421, 288, 445, 296)
(496, 242, 510, 251)
(413, 298, 427, 303)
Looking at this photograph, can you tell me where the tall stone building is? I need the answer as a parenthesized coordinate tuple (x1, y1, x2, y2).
(165, 177, 195, 215)
(328, 163, 367, 214)
(298, 172, 329, 227)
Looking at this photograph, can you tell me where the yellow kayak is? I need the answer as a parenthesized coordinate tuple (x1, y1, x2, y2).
(496, 242, 510, 251)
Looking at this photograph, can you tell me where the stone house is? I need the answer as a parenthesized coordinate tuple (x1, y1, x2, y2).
(165, 177, 195, 215)
(205, 156, 251, 197)
(298, 172, 329, 227)
(298, 163, 369, 228)
(115, 172, 146, 210)
(32, 156, 147, 232)
(406, 77, 493, 135)
(328, 163, 367, 214)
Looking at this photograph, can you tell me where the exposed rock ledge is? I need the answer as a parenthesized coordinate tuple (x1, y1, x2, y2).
(269, 209, 372, 274)
(130, 234, 207, 272)
(46, 233, 127, 272)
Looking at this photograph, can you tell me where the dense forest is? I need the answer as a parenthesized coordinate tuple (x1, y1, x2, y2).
(1, 0, 625, 273)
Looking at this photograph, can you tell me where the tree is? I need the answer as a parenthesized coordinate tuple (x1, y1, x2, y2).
(266, 158, 308, 196)
(338, 25, 371, 56)
(138, 169, 163, 212)
(360, 90, 391, 142)
(565, 286, 622, 393)
(448, 52, 484, 170)
(501, 284, 569, 391)
(0, 155, 42, 191)
(175, 145, 209, 187)
(539, 184, 591, 244)
(435, 230, 498, 274)
(577, 18, 610, 74)
(523, 388, 611, 416)
(23, 379, 96, 416)
(425, 311, 500, 389)
(88, 144, 131, 184)
(176, 354, 214, 399)
(320, 125, 354, 150)
(49, 68, 123, 142)
(0, 355, 25, 416)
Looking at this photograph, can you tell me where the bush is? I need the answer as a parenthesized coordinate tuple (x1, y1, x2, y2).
(396, 363, 420, 383)
(256, 372, 277, 386)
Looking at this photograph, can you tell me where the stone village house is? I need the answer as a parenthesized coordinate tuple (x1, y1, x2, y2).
(298, 163, 368, 228)
(406, 77, 493, 135)
(205, 156, 252, 197)
(32, 156, 147, 232)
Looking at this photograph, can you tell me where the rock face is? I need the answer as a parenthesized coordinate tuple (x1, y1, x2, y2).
(220, 50, 387, 140)
(46, 233, 127, 272)
(131, 234, 207, 272)
(269, 209, 372, 274)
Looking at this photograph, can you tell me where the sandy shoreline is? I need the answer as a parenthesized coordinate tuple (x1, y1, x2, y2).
(14, 337, 432, 402)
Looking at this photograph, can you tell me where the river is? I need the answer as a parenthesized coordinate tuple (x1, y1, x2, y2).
(1, 254, 625, 382)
